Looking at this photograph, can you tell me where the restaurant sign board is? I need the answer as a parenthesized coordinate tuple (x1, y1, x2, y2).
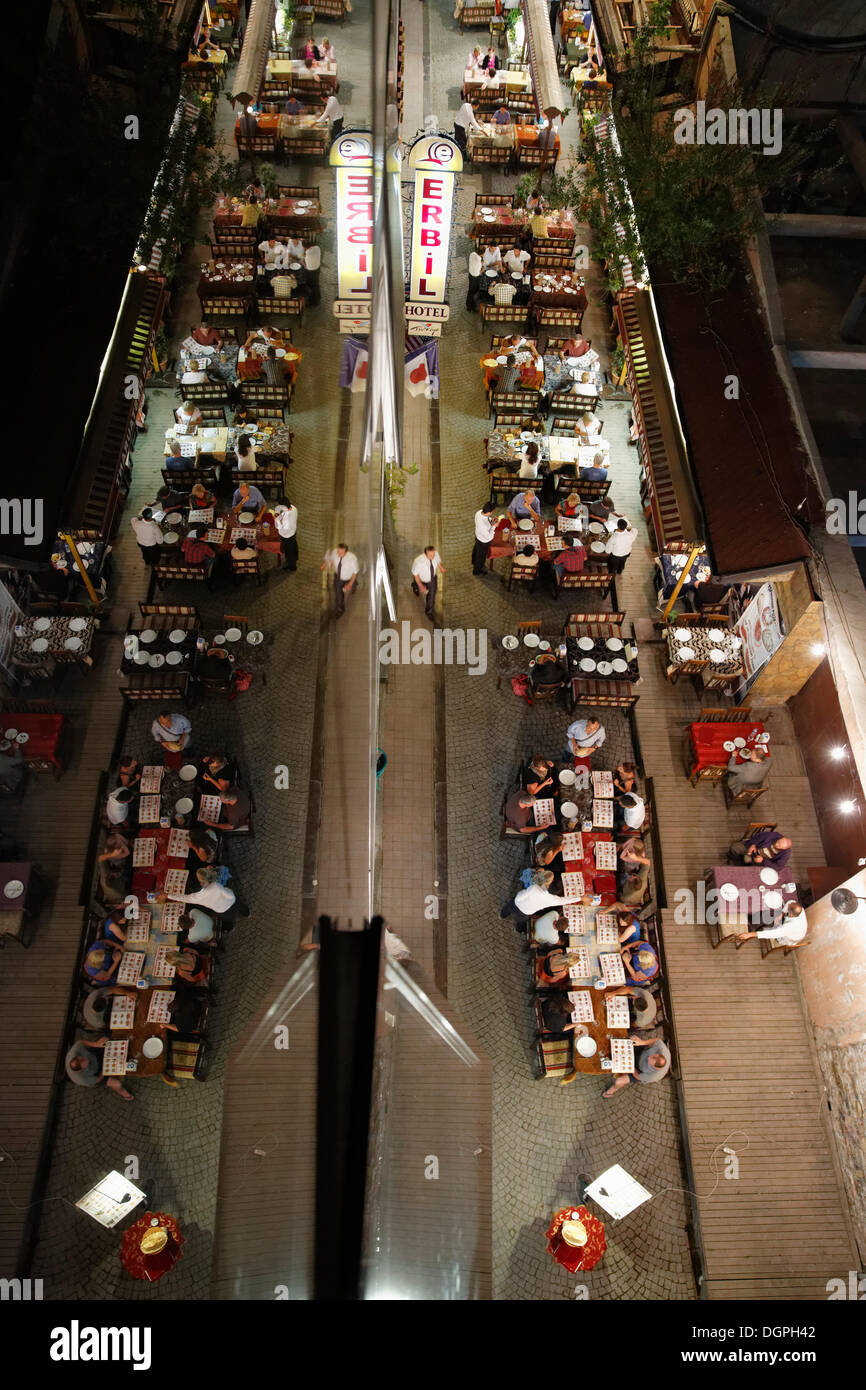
(330, 132, 374, 301)
(734, 582, 785, 695)
(407, 136, 462, 305)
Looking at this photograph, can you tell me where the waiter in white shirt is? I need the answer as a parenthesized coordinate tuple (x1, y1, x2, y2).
(454, 99, 482, 154)
(466, 248, 483, 311)
(130, 509, 164, 566)
(411, 546, 445, 619)
(304, 242, 322, 305)
(315, 93, 344, 141)
(605, 517, 638, 574)
(473, 501, 501, 575)
(274, 501, 299, 571)
(322, 543, 359, 616)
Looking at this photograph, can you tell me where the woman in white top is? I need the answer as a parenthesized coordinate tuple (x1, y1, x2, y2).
(518, 441, 541, 481)
(176, 400, 203, 433)
(235, 434, 257, 471)
(467, 46, 482, 70)
(181, 359, 208, 385)
(574, 411, 602, 443)
(320, 39, 335, 63)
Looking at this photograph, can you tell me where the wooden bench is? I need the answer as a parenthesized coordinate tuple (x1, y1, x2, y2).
(153, 560, 217, 592)
(278, 184, 320, 200)
(239, 381, 292, 413)
(230, 467, 286, 501)
(480, 303, 530, 332)
(553, 566, 612, 598)
(467, 141, 512, 168)
(210, 237, 257, 259)
(313, 0, 348, 20)
(254, 294, 305, 324)
(213, 225, 257, 248)
(199, 295, 252, 322)
(161, 467, 217, 490)
(182, 382, 230, 406)
(459, 4, 496, 30)
(551, 389, 599, 417)
(518, 144, 560, 172)
(488, 472, 529, 505)
(534, 251, 573, 272)
(568, 677, 639, 711)
(236, 132, 279, 157)
(475, 192, 513, 208)
(490, 387, 541, 425)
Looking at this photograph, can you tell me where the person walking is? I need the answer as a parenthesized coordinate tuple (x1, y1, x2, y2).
(473, 502, 499, 575)
(605, 516, 637, 575)
(411, 545, 445, 620)
(274, 501, 299, 571)
(130, 509, 164, 566)
(322, 543, 359, 617)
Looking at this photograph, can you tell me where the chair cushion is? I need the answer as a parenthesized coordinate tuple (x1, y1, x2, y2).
(540, 1036, 571, 1077)
(168, 1038, 200, 1080)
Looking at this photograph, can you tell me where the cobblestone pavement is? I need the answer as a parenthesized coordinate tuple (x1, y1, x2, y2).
(426, 4, 695, 1299)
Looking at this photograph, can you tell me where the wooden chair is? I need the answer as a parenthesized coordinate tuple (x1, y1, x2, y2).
(231, 553, 263, 586)
(725, 782, 768, 808)
(517, 620, 541, 637)
(745, 821, 777, 839)
(507, 559, 538, 593)
(277, 184, 319, 200)
(222, 613, 249, 638)
(475, 193, 513, 209)
(760, 935, 808, 960)
(165, 1036, 210, 1082)
(699, 706, 752, 723)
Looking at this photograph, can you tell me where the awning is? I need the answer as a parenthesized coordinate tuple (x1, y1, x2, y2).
(616, 288, 704, 553)
(63, 270, 168, 541)
(232, 0, 276, 107)
(524, 0, 565, 118)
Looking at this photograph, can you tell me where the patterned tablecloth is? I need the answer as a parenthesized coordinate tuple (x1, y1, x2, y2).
(198, 260, 255, 295)
(468, 125, 517, 154)
(120, 1213, 185, 1281)
(530, 272, 587, 310)
(708, 864, 798, 936)
(12, 616, 95, 665)
(665, 624, 743, 676)
(566, 634, 639, 683)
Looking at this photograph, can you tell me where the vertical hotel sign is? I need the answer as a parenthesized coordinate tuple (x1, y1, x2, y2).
(407, 136, 462, 304)
(330, 131, 374, 301)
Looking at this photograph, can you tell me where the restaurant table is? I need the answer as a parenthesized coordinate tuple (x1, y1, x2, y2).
(463, 68, 531, 94)
(177, 338, 238, 385)
(121, 1213, 185, 1281)
(530, 272, 587, 311)
(198, 260, 255, 295)
(53, 538, 108, 582)
(666, 624, 743, 678)
(130, 826, 190, 898)
(156, 508, 280, 559)
(472, 202, 524, 237)
(216, 196, 323, 234)
(0, 861, 33, 926)
(659, 549, 712, 592)
(531, 210, 576, 243)
(687, 719, 768, 782)
(565, 831, 618, 904)
(165, 426, 229, 461)
(267, 56, 337, 87)
(547, 436, 610, 469)
(278, 114, 330, 149)
(0, 712, 67, 774)
(121, 626, 198, 685)
(12, 616, 95, 667)
(467, 125, 516, 159)
(237, 342, 301, 383)
(566, 633, 640, 683)
(489, 515, 554, 562)
(561, 7, 591, 41)
(515, 123, 561, 155)
(112, 986, 170, 1077)
(706, 864, 799, 941)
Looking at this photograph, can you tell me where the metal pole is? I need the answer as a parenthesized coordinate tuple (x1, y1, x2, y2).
(662, 545, 700, 622)
(59, 533, 101, 609)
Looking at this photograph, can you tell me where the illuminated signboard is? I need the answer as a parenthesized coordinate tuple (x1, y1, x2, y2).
(407, 135, 462, 305)
(330, 131, 374, 301)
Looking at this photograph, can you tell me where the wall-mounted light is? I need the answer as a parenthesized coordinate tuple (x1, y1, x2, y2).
(829, 746, 847, 761)
(839, 799, 857, 814)
(812, 643, 826, 657)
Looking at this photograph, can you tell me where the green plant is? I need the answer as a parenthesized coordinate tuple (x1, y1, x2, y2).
(386, 462, 419, 518)
(611, 344, 625, 380)
(257, 162, 279, 197)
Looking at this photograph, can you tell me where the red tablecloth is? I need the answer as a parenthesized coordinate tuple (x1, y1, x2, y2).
(121, 1212, 185, 1282)
(131, 827, 187, 895)
(546, 1205, 606, 1272)
(688, 721, 767, 777)
(565, 830, 616, 904)
(1, 713, 65, 766)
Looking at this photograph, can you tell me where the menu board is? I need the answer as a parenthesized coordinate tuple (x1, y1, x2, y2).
(568, 947, 592, 981)
(198, 794, 222, 826)
(163, 868, 189, 897)
(109, 995, 136, 1031)
(101, 1038, 130, 1076)
(138, 796, 161, 825)
(533, 797, 556, 828)
(561, 871, 585, 901)
(609, 1037, 635, 1074)
(140, 766, 164, 795)
(147, 989, 176, 1024)
(116, 951, 145, 986)
(125, 908, 151, 947)
(76, 1171, 147, 1229)
(592, 770, 613, 797)
(592, 798, 613, 828)
(561, 832, 584, 860)
(600, 951, 626, 986)
(568, 989, 594, 1024)
(595, 914, 619, 947)
(563, 904, 586, 934)
(132, 837, 156, 868)
(168, 828, 190, 859)
(152, 944, 177, 981)
(594, 840, 617, 871)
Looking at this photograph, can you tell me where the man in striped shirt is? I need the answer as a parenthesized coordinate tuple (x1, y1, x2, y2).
(180, 529, 216, 569)
(552, 535, 586, 581)
(494, 354, 520, 393)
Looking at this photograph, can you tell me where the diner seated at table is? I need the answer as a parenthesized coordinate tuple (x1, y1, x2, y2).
(607, 983, 659, 1029)
(180, 530, 216, 570)
(235, 434, 257, 471)
(188, 824, 218, 865)
(482, 243, 502, 272)
(258, 237, 288, 268)
(613, 761, 637, 798)
(727, 747, 770, 797)
(519, 441, 541, 480)
(504, 245, 531, 277)
(106, 785, 135, 828)
(97, 833, 132, 901)
(188, 482, 217, 511)
(283, 96, 304, 115)
(504, 791, 540, 834)
(523, 756, 555, 795)
(155, 485, 190, 514)
(537, 946, 571, 987)
(574, 411, 602, 443)
(579, 455, 608, 483)
(117, 757, 141, 791)
(555, 492, 583, 520)
(166, 945, 211, 987)
(181, 359, 209, 386)
(530, 908, 568, 947)
(621, 937, 659, 984)
(102, 908, 128, 944)
(737, 901, 806, 948)
(176, 400, 203, 433)
(535, 829, 566, 874)
(166, 441, 189, 472)
(508, 489, 541, 525)
(165, 864, 244, 919)
(200, 754, 237, 791)
(0, 742, 26, 793)
(65, 1038, 133, 1100)
(731, 828, 792, 868)
(192, 321, 223, 348)
(83, 941, 122, 983)
(243, 325, 283, 353)
(166, 990, 208, 1037)
(565, 715, 605, 758)
(176, 907, 216, 946)
(231, 481, 268, 520)
(481, 44, 499, 71)
(540, 992, 579, 1037)
(553, 535, 586, 580)
(602, 1035, 670, 1097)
(530, 654, 567, 696)
(617, 791, 646, 832)
(526, 190, 547, 214)
(216, 786, 251, 831)
(240, 193, 262, 226)
(493, 104, 511, 125)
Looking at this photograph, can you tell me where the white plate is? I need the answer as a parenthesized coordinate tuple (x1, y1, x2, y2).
(538, 640, 551, 651)
(247, 630, 264, 645)
(560, 801, 578, 818)
(523, 632, 540, 647)
(709, 648, 727, 663)
(611, 658, 628, 673)
(733, 737, 746, 748)
(579, 658, 596, 672)
(213, 634, 226, 645)
(729, 636, 743, 649)
(179, 764, 198, 781)
(134, 651, 150, 665)
(149, 654, 165, 668)
(169, 629, 186, 644)
(760, 867, 779, 886)
(577, 636, 594, 651)
(673, 628, 690, 641)
(502, 635, 519, 650)
(597, 660, 613, 675)
(140, 629, 157, 644)
(606, 637, 623, 651)
(224, 627, 242, 642)
(34, 617, 51, 631)
(238, 512, 254, 524)
(756, 732, 770, 743)
(518, 519, 533, 531)
(176, 797, 194, 813)
(163, 532, 179, 544)
(31, 638, 49, 653)
(719, 882, 739, 902)
(69, 617, 87, 632)
(676, 647, 695, 661)
(496, 355, 507, 365)
(707, 629, 725, 643)
(15, 731, 29, 745)
(576, 1035, 597, 1058)
(142, 1037, 164, 1059)
(763, 891, 783, 910)
(166, 651, 183, 665)
(64, 636, 82, 652)
(587, 522, 604, 535)
(722, 740, 735, 752)
(558, 769, 576, 785)
(165, 513, 182, 525)
(4, 728, 17, 740)
(590, 541, 606, 553)
(3, 879, 24, 900)
(275, 348, 287, 357)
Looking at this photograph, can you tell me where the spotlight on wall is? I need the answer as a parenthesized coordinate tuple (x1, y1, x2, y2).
(829, 746, 847, 761)
(812, 643, 826, 657)
(839, 799, 856, 814)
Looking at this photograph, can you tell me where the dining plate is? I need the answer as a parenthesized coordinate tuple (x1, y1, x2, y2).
(275, 348, 287, 358)
(4, 728, 17, 740)
(496, 355, 508, 365)
(673, 628, 690, 641)
(577, 636, 594, 651)
(69, 617, 87, 632)
(590, 541, 606, 553)
(289, 261, 303, 270)
(576, 1035, 597, 1058)
(538, 640, 551, 651)
(485, 269, 498, 277)
(518, 518, 533, 531)
(579, 658, 596, 672)
(597, 660, 613, 676)
(722, 740, 736, 752)
(142, 1037, 164, 1059)
(139, 628, 157, 644)
(502, 635, 519, 650)
(247, 630, 264, 645)
(510, 271, 522, 280)
(238, 512, 254, 524)
(15, 731, 29, 744)
(169, 629, 186, 644)
(213, 634, 226, 645)
(559, 769, 576, 785)
(31, 637, 49, 653)
(166, 651, 183, 665)
(34, 617, 51, 631)
(760, 867, 779, 886)
(707, 629, 725, 643)
(729, 635, 743, 649)
(709, 648, 727, 664)
(64, 636, 82, 652)
(763, 891, 783, 910)
(733, 737, 746, 748)
(134, 651, 150, 665)
(611, 658, 628, 673)
(4, 880, 24, 900)
(719, 882, 739, 902)
(523, 632, 540, 647)
(179, 765, 198, 781)
(676, 646, 696, 661)
(165, 513, 182, 525)
(588, 522, 604, 535)
(163, 532, 179, 545)
(149, 654, 165, 668)
(606, 637, 623, 651)
(224, 627, 242, 642)
(176, 797, 194, 814)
